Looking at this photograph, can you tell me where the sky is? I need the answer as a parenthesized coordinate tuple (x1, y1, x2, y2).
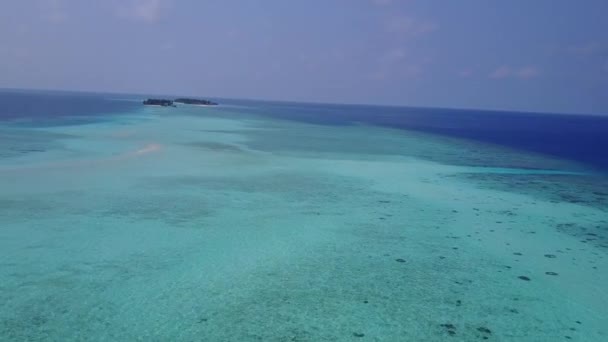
(1, 0, 607, 114)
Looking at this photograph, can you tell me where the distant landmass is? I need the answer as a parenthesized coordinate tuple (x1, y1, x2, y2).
(143, 99, 175, 107)
(143, 98, 218, 107)
(174, 98, 218, 106)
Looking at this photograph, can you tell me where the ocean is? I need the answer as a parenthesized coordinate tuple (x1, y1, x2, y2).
(1, 89, 607, 341)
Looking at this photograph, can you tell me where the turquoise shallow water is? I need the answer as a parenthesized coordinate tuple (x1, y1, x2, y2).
(1, 98, 607, 341)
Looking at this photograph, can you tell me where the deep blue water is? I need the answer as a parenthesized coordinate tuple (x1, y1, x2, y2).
(218, 99, 608, 172)
(0, 89, 139, 126)
(1, 89, 607, 171)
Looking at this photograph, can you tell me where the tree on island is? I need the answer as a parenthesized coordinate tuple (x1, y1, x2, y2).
(143, 98, 218, 106)
(174, 98, 218, 106)
(143, 99, 175, 106)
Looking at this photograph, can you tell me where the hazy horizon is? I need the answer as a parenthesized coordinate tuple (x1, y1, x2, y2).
(1, 0, 607, 115)
(4, 86, 607, 117)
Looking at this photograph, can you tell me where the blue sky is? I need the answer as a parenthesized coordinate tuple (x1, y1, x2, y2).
(1, 0, 607, 114)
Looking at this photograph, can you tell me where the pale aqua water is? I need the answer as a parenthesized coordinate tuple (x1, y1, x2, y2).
(1, 94, 607, 341)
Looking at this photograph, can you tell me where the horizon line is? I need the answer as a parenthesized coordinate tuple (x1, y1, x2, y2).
(1, 86, 606, 118)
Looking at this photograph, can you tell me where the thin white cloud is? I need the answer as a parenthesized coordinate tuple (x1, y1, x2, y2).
(371, 0, 413, 5)
(489, 65, 540, 80)
(371, 0, 394, 5)
(515, 66, 540, 79)
(368, 70, 388, 81)
(371, 10, 436, 81)
(379, 48, 407, 63)
(568, 42, 602, 56)
(402, 64, 423, 77)
(370, 47, 425, 80)
(385, 15, 439, 37)
(116, 0, 167, 23)
(39, 0, 68, 24)
(489, 66, 511, 79)
(458, 68, 473, 78)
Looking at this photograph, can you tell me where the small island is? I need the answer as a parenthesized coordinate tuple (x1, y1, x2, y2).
(143, 99, 175, 107)
(143, 98, 218, 107)
(174, 98, 218, 106)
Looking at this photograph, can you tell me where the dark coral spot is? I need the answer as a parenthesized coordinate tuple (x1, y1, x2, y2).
(477, 327, 492, 334)
(353, 332, 365, 338)
(440, 323, 457, 336)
